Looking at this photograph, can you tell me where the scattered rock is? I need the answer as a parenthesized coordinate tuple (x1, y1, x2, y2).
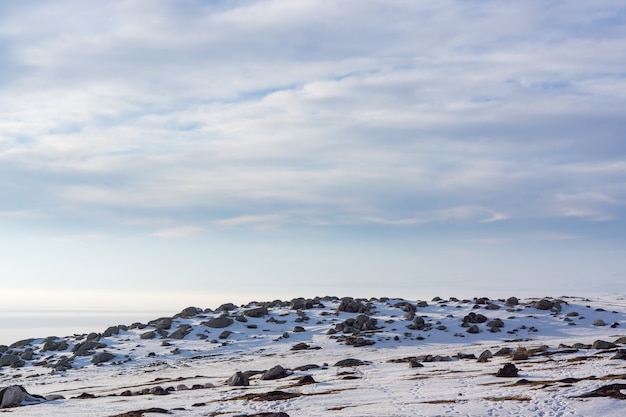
(592, 340, 617, 349)
(260, 365, 290, 380)
(496, 363, 519, 377)
(335, 358, 367, 367)
(91, 352, 115, 364)
(227, 371, 250, 386)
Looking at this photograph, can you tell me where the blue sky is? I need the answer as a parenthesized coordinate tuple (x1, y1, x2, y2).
(1, 1, 625, 311)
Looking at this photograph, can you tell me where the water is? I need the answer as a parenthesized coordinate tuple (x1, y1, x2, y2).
(0, 309, 173, 346)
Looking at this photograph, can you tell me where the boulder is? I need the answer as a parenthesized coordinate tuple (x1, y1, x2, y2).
(335, 358, 367, 367)
(91, 352, 115, 365)
(204, 317, 234, 328)
(592, 340, 617, 349)
(216, 303, 238, 312)
(496, 363, 519, 377)
(0, 385, 45, 408)
(261, 365, 290, 380)
(168, 324, 192, 339)
(505, 297, 519, 306)
(244, 307, 268, 318)
(467, 325, 480, 334)
(175, 306, 202, 318)
(0, 354, 21, 367)
(227, 371, 249, 386)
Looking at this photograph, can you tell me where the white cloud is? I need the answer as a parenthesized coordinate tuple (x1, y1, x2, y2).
(150, 226, 203, 239)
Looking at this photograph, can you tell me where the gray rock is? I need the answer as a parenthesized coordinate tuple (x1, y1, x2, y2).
(496, 363, 519, 377)
(150, 386, 169, 396)
(244, 307, 268, 318)
(505, 297, 519, 306)
(102, 326, 121, 337)
(335, 358, 367, 367)
(261, 365, 290, 380)
(227, 371, 249, 386)
(168, 324, 192, 339)
(467, 324, 480, 334)
(91, 352, 115, 364)
(593, 319, 606, 327)
(219, 330, 232, 339)
(0, 354, 21, 367)
(615, 336, 626, 345)
(533, 299, 554, 310)
(477, 350, 492, 362)
(175, 306, 202, 318)
(0, 385, 25, 408)
(592, 340, 617, 349)
(140, 331, 157, 340)
(204, 317, 234, 328)
(216, 303, 238, 312)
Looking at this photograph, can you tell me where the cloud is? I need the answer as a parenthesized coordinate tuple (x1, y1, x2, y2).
(0, 0, 625, 243)
(150, 226, 203, 239)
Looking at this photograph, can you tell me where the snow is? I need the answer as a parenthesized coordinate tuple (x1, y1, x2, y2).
(0, 295, 625, 416)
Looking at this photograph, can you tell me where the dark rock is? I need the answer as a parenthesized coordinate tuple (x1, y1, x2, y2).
(168, 324, 192, 339)
(219, 330, 232, 339)
(496, 363, 519, 377)
(477, 350, 492, 362)
(227, 371, 249, 386)
(612, 349, 626, 360)
(505, 297, 519, 306)
(260, 365, 290, 380)
(533, 299, 554, 310)
(335, 358, 366, 367)
(175, 306, 202, 318)
(103, 326, 121, 337)
(293, 326, 305, 333)
(467, 324, 480, 334)
(593, 319, 606, 326)
(148, 317, 173, 331)
(91, 352, 115, 364)
(140, 331, 156, 340)
(9, 339, 35, 349)
(0, 354, 21, 367)
(576, 383, 626, 400)
(244, 307, 268, 318)
(615, 336, 626, 345)
(205, 317, 234, 328)
(150, 386, 169, 396)
(297, 375, 316, 385)
(216, 303, 238, 312)
(592, 340, 617, 349)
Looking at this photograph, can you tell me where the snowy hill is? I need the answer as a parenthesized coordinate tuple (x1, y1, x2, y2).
(1, 295, 625, 416)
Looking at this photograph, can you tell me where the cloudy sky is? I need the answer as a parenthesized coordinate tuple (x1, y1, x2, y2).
(1, 1, 625, 310)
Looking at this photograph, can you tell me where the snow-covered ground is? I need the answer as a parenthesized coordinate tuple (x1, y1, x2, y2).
(1, 295, 625, 416)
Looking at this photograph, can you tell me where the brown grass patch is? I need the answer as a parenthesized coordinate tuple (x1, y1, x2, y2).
(484, 395, 532, 402)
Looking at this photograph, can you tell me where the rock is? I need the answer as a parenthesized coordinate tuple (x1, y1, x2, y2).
(408, 358, 423, 368)
(0, 385, 25, 408)
(150, 386, 169, 396)
(293, 326, 305, 333)
(485, 303, 501, 310)
(593, 319, 606, 326)
(615, 336, 626, 345)
(592, 340, 617, 349)
(73, 341, 107, 356)
(337, 297, 370, 313)
(140, 331, 156, 340)
(576, 383, 626, 400)
(335, 358, 366, 367)
(91, 352, 115, 364)
(261, 365, 290, 380)
(103, 326, 121, 337)
(219, 330, 232, 339)
(612, 349, 626, 360)
(168, 324, 192, 339)
(148, 317, 173, 331)
(533, 299, 554, 310)
(477, 350, 492, 362)
(0, 354, 21, 367)
(9, 339, 35, 349)
(227, 371, 249, 386)
(205, 317, 234, 328)
(505, 297, 519, 306)
(463, 312, 488, 324)
(486, 319, 504, 328)
(175, 306, 202, 318)
(467, 324, 480, 334)
(19, 350, 34, 361)
(297, 375, 316, 385)
(244, 307, 268, 318)
(216, 302, 238, 312)
(496, 363, 519, 377)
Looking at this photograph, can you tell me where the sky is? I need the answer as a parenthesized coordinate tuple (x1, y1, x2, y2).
(1, 0, 626, 312)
